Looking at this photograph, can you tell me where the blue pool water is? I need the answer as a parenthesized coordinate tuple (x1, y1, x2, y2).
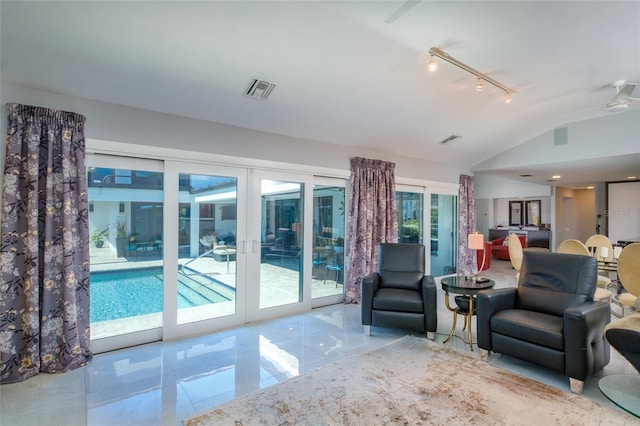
(90, 267, 234, 322)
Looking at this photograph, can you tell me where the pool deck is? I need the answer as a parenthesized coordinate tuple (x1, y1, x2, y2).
(89, 246, 342, 339)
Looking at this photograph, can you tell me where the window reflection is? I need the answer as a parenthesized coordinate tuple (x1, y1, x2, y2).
(396, 191, 424, 244)
(312, 186, 345, 298)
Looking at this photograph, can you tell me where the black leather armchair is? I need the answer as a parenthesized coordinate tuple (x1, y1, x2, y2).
(361, 243, 437, 339)
(477, 251, 611, 394)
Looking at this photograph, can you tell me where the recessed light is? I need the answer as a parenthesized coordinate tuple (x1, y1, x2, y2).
(628, 176, 637, 179)
(587, 186, 594, 189)
(552, 175, 561, 179)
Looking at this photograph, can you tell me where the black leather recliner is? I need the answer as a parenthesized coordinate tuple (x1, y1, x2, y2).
(361, 243, 437, 338)
(477, 251, 611, 394)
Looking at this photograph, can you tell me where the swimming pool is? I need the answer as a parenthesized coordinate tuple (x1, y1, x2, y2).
(90, 267, 235, 322)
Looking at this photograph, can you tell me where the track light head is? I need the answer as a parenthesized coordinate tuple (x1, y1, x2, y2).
(504, 92, 512, 103)
(428, 55, 437, 72)
(476, 77, 483, 92)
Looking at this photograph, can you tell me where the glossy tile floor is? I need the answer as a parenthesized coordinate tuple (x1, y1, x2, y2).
(1, 259, 636, 426)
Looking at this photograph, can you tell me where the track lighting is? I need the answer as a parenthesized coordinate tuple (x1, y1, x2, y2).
(428, 47, 514, 102)
(428, 55, 437, 72)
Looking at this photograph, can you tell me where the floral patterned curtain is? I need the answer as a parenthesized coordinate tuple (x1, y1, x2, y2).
(457, 174, 476, 276)
(344, 157, 398, 303)
(0, 103, 93, 383)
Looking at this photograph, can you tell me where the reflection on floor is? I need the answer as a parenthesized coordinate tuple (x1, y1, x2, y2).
(1, 260, 635, 426)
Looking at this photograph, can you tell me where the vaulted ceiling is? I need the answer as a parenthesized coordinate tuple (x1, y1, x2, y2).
(2, 1, 639, 186)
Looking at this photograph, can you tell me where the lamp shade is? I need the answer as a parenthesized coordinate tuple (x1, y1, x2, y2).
(614, 246, 623, 259)
(468, 232, 485, 250)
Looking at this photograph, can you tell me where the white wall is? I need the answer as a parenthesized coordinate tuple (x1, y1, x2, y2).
(475, 198, 492, 235)
(491, 197, 551, 230)
(1, 83, 467, 186)
(473, 174, 552, 242)
(554, 187, 598, 249)
(474, 174, 552, 200)
(472, 109, 640, 170)
(608, 181, 640, 245)
(573, 189, 596, 243)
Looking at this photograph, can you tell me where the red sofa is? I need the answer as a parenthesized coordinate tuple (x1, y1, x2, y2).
(476, 241, 492, 271)
(491, 235, 526, 260)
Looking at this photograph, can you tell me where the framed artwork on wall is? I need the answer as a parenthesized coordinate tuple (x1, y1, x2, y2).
(525, 200, 541, 227)
(509, 201, 523, 226)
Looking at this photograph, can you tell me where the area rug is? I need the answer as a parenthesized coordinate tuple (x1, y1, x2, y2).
(184, 336, 636, 425)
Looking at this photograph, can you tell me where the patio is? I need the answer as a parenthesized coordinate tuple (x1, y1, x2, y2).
(89, 246, 343, 340)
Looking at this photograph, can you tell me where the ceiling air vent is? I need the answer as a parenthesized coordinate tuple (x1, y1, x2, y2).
(439, 135, 461, 145)
(245, 78, 276, 100)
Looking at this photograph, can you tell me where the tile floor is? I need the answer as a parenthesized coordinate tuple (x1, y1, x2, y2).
(0, 259, 636, 426)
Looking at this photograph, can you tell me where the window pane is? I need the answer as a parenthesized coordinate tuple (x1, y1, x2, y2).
(177, 173, 238, 324)
(396, 191, 424, 244)
(312, 185, 345, 298)
(430, 194, 458, 276)
(89, 168, 164, 339)
(260, 180, 303, 309)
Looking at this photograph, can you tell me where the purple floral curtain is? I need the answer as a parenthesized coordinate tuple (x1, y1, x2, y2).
(0, 103, 92, 383)
(344, 157, 398, 304)
(457, 174, 476, 276)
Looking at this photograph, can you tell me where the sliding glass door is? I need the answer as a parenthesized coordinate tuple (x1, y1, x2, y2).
(87, 155, 165, 351)
(88, 156, 334, 351)
(430, 193, 458, 276)
(311, 182, 346, 300)
(396, 188, 424, 244)
(246, 170, 312, 322)
(175, 172, 240, 325)
(163, 162, 247, 339)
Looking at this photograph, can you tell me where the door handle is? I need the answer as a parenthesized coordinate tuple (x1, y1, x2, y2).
(252, 239, 259, 254)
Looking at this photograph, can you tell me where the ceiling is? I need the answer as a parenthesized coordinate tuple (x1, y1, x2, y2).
(2, 1, 639, 187)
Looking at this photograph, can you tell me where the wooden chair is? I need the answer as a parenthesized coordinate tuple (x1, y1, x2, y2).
(584, 234, 615, 289)
(557, 239, 611, 302)
(604, 244, 640, 373)
(585, 234, 614, 261)
(507, 233, 523, 279)
(618, 243, 640, 315)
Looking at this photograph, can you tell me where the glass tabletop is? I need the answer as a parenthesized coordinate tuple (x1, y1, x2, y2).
(441, 275, 495, 295)
(598, 375, 640, 418)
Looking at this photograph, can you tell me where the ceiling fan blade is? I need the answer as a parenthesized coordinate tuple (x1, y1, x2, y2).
(384, 0, 421, 24)
(607, 83, 637, 106)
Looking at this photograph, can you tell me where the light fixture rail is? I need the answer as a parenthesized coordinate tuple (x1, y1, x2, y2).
(428, 47, 514, 102)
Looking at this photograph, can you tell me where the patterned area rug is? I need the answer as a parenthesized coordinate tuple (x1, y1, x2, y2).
(184, 336, 636, 425)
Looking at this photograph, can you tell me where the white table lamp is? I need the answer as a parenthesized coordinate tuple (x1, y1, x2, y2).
(613, 246, 623, 260)
(468, 232, 486, 276)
